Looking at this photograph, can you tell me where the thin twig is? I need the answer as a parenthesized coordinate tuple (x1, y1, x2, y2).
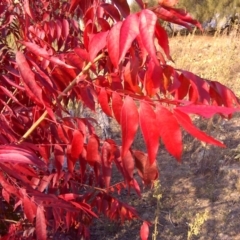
(1, 88, 18, 114)
(0, 219, 19, 224)
(168, 211, 176, 228)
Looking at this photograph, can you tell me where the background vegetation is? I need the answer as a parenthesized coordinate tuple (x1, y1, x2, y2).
(178, 0, 240, 22)
(130, 0, 240, 22)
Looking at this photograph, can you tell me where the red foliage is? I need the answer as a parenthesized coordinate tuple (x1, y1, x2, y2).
(0, 0, 239, 239)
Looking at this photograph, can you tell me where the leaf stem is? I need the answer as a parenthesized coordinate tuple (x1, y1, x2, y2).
(18, 53, 105, 144)
(1, 88, 18, 114)
(0, 219, 19, 224)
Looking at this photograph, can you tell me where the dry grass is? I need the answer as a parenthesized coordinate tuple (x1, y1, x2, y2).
(169, 34, 240, 97)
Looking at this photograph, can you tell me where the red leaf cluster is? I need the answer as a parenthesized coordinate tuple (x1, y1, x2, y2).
(0, 0, 239, 239)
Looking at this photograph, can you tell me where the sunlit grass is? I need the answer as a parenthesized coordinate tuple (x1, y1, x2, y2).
(169, 33, 240, 97)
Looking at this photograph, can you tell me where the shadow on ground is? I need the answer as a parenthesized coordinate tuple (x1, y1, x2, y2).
(90, 113, 240, 240)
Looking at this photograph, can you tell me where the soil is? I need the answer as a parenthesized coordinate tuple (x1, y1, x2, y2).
(90, 114, 240, 240)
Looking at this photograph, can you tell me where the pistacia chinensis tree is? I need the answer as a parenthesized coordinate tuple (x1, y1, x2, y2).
(0, 0, 239, 239)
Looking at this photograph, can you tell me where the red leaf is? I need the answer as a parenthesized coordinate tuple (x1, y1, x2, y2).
(133, 150, 159, 185)
(97, 19, 110, 31)
(55, 20, 62, 40)
(209, 81, 240, 108)
(83, 22, 97, 50)
(16, 51, 43, 106)
(121, 96, 139, 159)
(80, 85, 95, 111)
(174, 109, 225, 147)
(20, 41, 50, 59)
(49, 56, 75, 69)
(71, 130, 84, 159)
(139, 101, 159, 165)
(62, 19, 69, 39)
(23, 196, 36, 223)
(136, 35, 148, 66)
(121, 148, 134, 182)
(76, 119, 87, 140)
(1, 75, 25, 91)
(54, 144, 65, 175)
(15, 164, 37, 178)
(139, 10, 158, 64)
(36, 205, 47, 240)
(101, 141, 113, 188)
(112, 0, 130, 18)
(100, 3, 121, 22)
(107, 21, 122, 68)
(0, 163, 30, 185)
(180, 71, 210, 103)
(131, 178, 141, 197)
(53, 208, 61, 230)
(111, 75, 123, 90)
(2, 188, 10, 203)
(172, 73, 190, 100)
(31, 177, 40, 189)
(52, 66, 77, 90)
(28, 58, 55, 90)
(154, 6, 202, 30)
(0, 172, 21, 198)
(123, 58, 142, 94)
(37, 175, 53, 192)
(155, 21, 170, 59)
(23, 0, 35, 19)
(0, 5, 6, 15)
(45, 106, 56, 123)
(98, 88, 113, 117)
(69, 0, 80, 13)
(59, 193, 79, 201)
(176, 104, 239, 118)
(87, 135, 100, 166)
(74, 48, 90, 62)
(140, 221, 149, 240)
(0, 146, 46, 168)
(144, 59, 163, 96)
(112, 91, 123, 123)
(48, 21, 55, 38)
(65, 211, 72, 230)
(0, 86, 25, 108)
(57, 124, 69, 144)
(89, 31, 109, 61)
(156, 106, 182, 161)
(119, 14, 139, 63)
(79, 147, 88, 182)
(67, 146, 75, 174)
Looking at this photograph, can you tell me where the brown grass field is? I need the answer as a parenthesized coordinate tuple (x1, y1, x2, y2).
(169, 34, 240, 97)
(90, 34, 240, 240)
